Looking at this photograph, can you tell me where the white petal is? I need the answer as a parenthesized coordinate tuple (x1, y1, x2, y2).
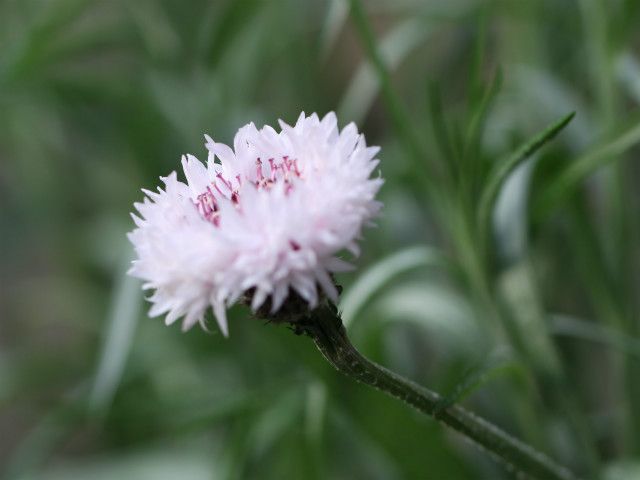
(316, 268, 338, 302)
(213, 300, 229, 337)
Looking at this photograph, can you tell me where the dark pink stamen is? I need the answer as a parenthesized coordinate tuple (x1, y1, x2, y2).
(289, 240, 301, 251)
(196, 155, 304, 226)
(268, 158, 277, 181)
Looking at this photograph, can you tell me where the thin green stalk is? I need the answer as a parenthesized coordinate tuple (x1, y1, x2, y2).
(569, 196, 638, 455)
(347, 0, 442, 200)
(454, 203, 602, 477)
(293, 304, 578, 480)
(348, 0, 422, 162)
(579, 0, 640, 454)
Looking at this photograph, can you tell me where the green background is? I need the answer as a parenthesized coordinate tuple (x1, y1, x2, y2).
(2, 0, 640, 478)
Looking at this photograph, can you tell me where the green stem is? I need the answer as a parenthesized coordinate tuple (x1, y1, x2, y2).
(347, 0, 444, 202)
(295, 304, 578, 480)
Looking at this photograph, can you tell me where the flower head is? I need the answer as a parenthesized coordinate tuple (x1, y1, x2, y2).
(128, 112, 383, 335)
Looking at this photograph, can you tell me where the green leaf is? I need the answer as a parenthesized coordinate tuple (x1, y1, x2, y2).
(604, 460, 640, 480)
(477, 112, 575, 240)
(463, 68, 503, 165)
(27, 446, 214, 480)
(4, 399, 87, 479)
(89, 253, 143, 415)
(434, 348, 518, 415)
(535, 117, 640, 218)
(319, 0, 349, 61)
(304, 381, 327, 445)
(338, 18, 431, 124)
(373, 281, 481, 351)
(427, 81, 458, 171)
(3, 0, 92, 81)
(347, 0, 429, 184)
(304, 381, 328, 478)
(340, 246, 445, 328)
(615, 52, 640, 106)
(202, 0, 263, 69)
(549, 314, 640, 360)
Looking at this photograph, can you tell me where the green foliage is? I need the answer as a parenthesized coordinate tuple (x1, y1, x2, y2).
(2, 0, 640, 479)
(477, 112, 575, 241)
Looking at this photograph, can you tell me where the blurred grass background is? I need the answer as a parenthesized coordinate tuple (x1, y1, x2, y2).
(1, 0, 640, 478)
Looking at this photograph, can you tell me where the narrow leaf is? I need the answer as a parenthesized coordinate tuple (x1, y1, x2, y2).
(464, 68, 503, 165)
(549, 314, 640, 360)
(319, 0, 349, 61)
(427, 81, 457, 169)
(89, 254, 142, 414)
(477, 112, 575, 239)
(434, 348, 518, 415)
(340, 246, 445, 328)
(338, 18, 430, 123)
(203, 0, 262, 69)
(347, 0, 428, 178)
(535, 118, 640, 218)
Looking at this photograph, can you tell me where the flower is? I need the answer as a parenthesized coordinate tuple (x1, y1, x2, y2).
(128, 112, 383, 336)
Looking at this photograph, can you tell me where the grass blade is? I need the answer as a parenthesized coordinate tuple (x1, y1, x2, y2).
(202, 0, 262, 69)
(89, 255, 142, 414)
(338, 18, 430, 124)
(340, 246, 445, 328)
(319, 0, 349, 61)
(434, 348, 518, 415)
(347, 0, 429, 184)
(535, 118, 640, 218)
(616, 52, 640, 105)
(550, 314, 640, 360)
(477, 112, 575, 240)
(464, 68, 503, 169)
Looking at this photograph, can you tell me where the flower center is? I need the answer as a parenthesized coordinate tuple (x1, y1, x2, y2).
(194, 156, 302, 226)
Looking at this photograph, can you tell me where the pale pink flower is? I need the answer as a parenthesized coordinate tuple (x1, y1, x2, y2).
(128, 112, 383, 336)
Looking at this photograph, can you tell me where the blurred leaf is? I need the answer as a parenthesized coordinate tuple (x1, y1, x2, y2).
(492, 155, 531, 262)
(330, 410, 403, 480)
(549, 314, 640, 360)
(490, 66, 594, 151)
(604, 461, 640, 480)
(203, 0, 263, 69)
(148, 71, 223, 145)
(464, 68, 503, 170)
(477, 112, 575, 240)
(304, 381, 327, 445)
(338, 18, 431, 123)
(340, 246, 445, 327)
(127, 0, 180, 60)
(89, 254, 143, 414)
(304, 381, 328, 479)
(374, 281, 480, 350)
(319, 0, 349, 61)
(497, 261, 561, 376)
(167, 392, 263, 434)
(536, 117, 640, 218)
(615, 52, 640, 105)
(427, 82, 458, 176)
(246, 387, 303, 460)
(434, 347, 518, 414)
(28, 447, 214, 480)
(3, 0, 92, 81)
(5, 399, 86, 479)
(347, 0, 430, 188)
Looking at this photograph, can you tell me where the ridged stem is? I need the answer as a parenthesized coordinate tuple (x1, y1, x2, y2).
(295, 304, 578, 480)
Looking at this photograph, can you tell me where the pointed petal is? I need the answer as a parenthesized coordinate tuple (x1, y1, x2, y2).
(316, 268, 338, 301)
(213, 301, 229, 337)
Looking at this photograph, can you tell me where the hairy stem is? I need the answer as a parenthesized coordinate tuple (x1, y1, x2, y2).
(294, 304, 578, 480)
